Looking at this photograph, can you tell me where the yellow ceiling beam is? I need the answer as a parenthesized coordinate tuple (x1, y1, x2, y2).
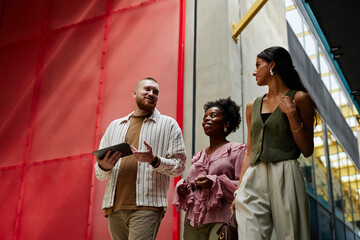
(321, 71, 333, 78)
(339, 164, 358, 176)
(308, 52, 323, 59)
(232, 0, 268, 42)
(313, 142, 341, 157)
(339, 104, 355, 117)
(314, 131, 323, 138)
(286, 5, 296, 11)
(296, 31, 311, 38)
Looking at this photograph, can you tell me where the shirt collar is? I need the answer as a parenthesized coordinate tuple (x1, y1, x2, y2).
(120, 109, 160, 123)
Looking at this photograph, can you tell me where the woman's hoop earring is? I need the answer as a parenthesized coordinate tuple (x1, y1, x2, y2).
(224, 127, 228, 133)
(270, 69, 274, 75)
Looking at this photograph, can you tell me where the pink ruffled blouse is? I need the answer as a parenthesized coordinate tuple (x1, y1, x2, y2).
(173, 142, 246, 226)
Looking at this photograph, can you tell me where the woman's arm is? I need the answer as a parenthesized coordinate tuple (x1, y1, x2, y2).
(230, 100, 253, 212)
(279, 91, 314, 157)
(237, 100, 254, 189)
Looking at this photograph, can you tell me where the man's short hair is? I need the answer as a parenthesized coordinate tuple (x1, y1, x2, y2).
(136, 77, 158, 89)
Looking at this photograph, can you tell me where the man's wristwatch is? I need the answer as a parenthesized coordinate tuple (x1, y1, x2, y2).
(150, 156, 159, 167)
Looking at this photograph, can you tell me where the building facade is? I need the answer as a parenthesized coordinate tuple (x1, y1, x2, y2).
(0, 0, 359, 239)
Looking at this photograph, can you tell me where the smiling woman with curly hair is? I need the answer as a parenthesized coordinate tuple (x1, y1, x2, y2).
(173, 97, 246, 240)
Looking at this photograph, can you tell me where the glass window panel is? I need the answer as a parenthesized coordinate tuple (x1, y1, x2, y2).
(314, 136, 323, 147)
(298, 35, 305, 48)
(330, 75, 339, 92)
(311, 58, 319, 73)
(302, 18, 310, 33)
(336, 218, 346, 240)
(309, 197, 319, 240)
(331, 91, 341, 106)
(319, 207, 333, 240)
(286, 9, 303, 34)
(343, 158, 354, 225)
(353, 170, 360, 234)
(314, 122, 322, 132)
(348, 158, 358, 231)
(285, 0, 360, 236)
(348, 107, 355, 118)
(338, 91, 344, 108)
(321, 75, 331, 91)
(347, 227, 356, 240)
(285, 0, 294, 8)
(299, 154, 315, 195)
(304, 34, 317, 56)
(314, 121, 330, 208)
(348, 117, 356, 127)
(328, 131, 345, 220)
(320, 57, 330, 75)
(319, 54, 329, 75)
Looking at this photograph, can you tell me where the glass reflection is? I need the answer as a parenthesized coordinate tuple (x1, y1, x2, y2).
(314, 119, 330, 208)
(328, 134, 345, 220)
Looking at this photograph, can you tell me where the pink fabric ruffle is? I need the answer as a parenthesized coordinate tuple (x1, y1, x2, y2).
(172, 142, 246, 226)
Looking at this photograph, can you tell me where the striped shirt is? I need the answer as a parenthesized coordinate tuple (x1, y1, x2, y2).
(95, 109, 186, 209)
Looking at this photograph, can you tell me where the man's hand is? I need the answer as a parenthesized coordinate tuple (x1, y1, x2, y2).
(130, 141, 155, 163)
(96, 150, 122, 171)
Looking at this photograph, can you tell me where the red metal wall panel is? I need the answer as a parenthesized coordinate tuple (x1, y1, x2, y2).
(113, 0, 151, 11)
(91, 180, 111, 239)
(0, 40, 40, 168)
(0, 0, 48, 47)
(0, 0, 184, 239)
(18, 157, 93, 240)
(0, 168, 23, 240)
(30, 21, 104, 162)
(102, 0, 179, 131)
(48, 0, 107, 30)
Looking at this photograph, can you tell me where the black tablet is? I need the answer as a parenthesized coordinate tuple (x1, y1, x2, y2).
(92, 142, 133, 160)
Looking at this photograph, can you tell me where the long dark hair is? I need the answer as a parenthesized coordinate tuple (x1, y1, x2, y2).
(258, 46, 317, 123)
(257, 46, 307, 92)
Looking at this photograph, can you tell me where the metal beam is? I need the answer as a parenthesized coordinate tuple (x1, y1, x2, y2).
(232, 0, 268, 42)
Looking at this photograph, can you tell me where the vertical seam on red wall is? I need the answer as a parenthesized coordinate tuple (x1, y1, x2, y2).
(173, 0, 186, 239)
(86, 0, 112, 239)
(0, 0, 5, 27)
(11, 1, 51, 239)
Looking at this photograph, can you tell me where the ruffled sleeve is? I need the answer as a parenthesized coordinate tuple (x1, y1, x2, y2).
(188, 174, 237, 226)
(207, 174, 237, 208)
(172, 179, 194, 211)
(172, 143, 246, 226)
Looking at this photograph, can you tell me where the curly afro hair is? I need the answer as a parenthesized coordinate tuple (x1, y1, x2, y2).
(203, 97, 241, 136)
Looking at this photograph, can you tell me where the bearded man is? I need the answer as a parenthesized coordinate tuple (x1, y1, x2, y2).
(95, 77, 186, 240)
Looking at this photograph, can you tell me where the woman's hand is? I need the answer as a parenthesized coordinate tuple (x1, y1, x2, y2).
(230, 199, 236, 213)
(279, 95, 297, 115)
(280, 92, 315, 157)
(177, 181, 191, 196)
(194, 176, 213, 190)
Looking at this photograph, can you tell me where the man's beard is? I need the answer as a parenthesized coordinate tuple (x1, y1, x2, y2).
(136, 97, 156, 113)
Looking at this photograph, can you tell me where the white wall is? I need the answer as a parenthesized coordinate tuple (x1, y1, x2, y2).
(180, 0, 287, 238)
(183, 0, 288, 166)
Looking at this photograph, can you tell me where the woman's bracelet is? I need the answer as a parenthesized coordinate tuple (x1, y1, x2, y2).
(291, 121, 303, 133)
(233, 190, 238, 198)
